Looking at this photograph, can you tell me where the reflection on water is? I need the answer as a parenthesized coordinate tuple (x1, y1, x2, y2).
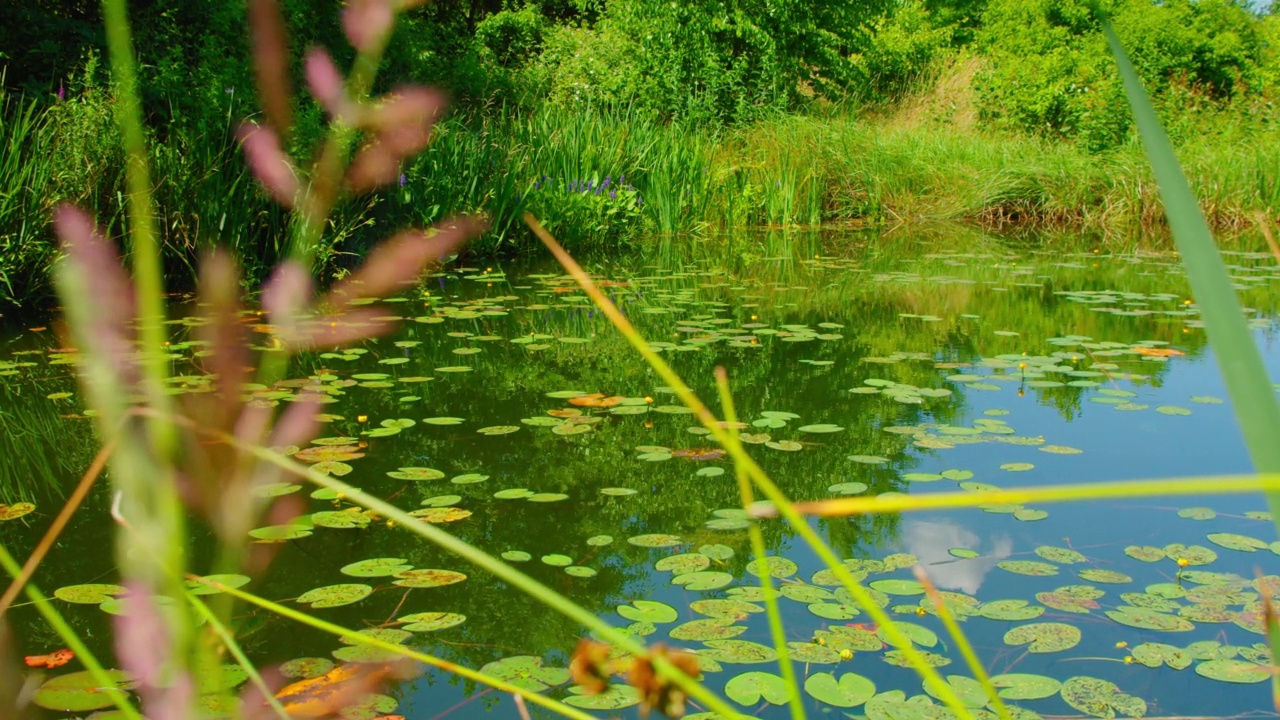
(899, 519, 1012, 595)
(1, 226, 1279, 719)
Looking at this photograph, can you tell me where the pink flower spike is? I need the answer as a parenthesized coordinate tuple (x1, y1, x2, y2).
(344, 139, 400, 194)
(247, 0, 293, 139)
(343, 0, 395, 52)
(304, 48, 355, 122)
(327, 218, 485, 307)
(261, 260, 313, 344)
(237, 123, 300, 207)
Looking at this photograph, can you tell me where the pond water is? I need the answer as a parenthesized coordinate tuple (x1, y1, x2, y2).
(3, 228, 1280, 720)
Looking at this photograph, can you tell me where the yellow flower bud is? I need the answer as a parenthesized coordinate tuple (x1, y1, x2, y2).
(1115, 641, 1128, 649)
(839, 649, 854, 661)
(1177, 557, 1190, 568)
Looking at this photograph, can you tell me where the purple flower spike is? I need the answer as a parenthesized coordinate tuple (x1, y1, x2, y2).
(609, 189, 616, 199)
(399, 173, 407, 187)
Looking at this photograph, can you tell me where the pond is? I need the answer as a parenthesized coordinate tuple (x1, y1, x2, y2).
(3, 227, 1280, 720)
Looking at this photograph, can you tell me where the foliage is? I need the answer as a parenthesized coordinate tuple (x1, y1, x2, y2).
(975, 0, 1274, 150)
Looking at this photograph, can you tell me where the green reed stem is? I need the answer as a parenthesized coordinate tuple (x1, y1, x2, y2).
(714, 367, 806, 720)
(0, 544, 144, 720)
(914, 567, 1011, 720)
(160, 414, 749, 720)
(193, 578, 610, 720)
(1101, 14, 1280, 517)
(524, 213, 977, 719)
(784, 473, 1280, 517)
(186, 593, 291, 720)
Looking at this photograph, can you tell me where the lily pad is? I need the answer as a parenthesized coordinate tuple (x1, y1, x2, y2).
(387, 467, 445, 481)
(698, 639, 778, 664)
(340, 558, 411, 578)
(805, 672, 876, 707)
(1036, 546, 1086, 564)
(1003, 622, 1081, 653)
(991, 673, 1061, 700)
(392, 569, 467, 588)
(746, 556, 798, 579)
(627, 533, 683, 548)
(1131, 642, 1192, 669)
(1061, 676, 1147, 718)
(1124, 546, 1165, 562)
(670, 619, 745, 641)
(998, 560, 1059, 577)
(400, 612, 466, 631)
(978, 599, 1045, 621)
(725, 671, 791, 705)
(1206, 532, 1268, 552)
(1077, 569, 1131, 584)
(55, 584, 126, 605)
(1195, 659, 1271, 683)
(481, 656, 571, 692)
(617, 600, 678, 624)
(297, 584, 372, 608)
(33, 670, 137, 712)
(1105, 607, 1194, 632)
(673, 571, 734, 591)
(563, 685, 640, 709)
(869, 579, 925, 596)
(922, 675, 987, 708)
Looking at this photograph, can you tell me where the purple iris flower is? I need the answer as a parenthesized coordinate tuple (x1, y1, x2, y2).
(399, 173, 407, 187)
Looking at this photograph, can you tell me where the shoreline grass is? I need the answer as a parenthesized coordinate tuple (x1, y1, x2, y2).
(4, 95, 1280, 309)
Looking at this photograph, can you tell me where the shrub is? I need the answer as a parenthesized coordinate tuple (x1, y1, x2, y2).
(975, 0, 1271, 150)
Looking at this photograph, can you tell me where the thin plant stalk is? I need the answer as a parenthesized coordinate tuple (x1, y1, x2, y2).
(783, 474, 1280, 518)
(186, 593, 291, 720)
(0, 438, 114, 615)
(914, 567, 1012, 720)
(0, 544, 144, 720)
(522, 213, 977, 718)
(193, 578, 615, 720)
(714, 367, 805, 720)
(155, 412, 751, 720)
(1101, 15, 1280, 518)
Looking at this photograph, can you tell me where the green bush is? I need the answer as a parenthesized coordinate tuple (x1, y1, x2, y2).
(975, 0, 1272, 150)
(475, 6, 546, 68)
(853, 0, 955, 103)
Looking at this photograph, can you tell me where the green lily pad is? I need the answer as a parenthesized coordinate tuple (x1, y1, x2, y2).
(829, 482, 869, 495)
(33, 670, 137, 712)
(869, 579, 925, 596)
(746, 556, 798, 579)
(586, 535, 614, 546)
(922, 675, 987, 708)
(690, 599, 764, 619)
(1003, 622, 1081, 653)
(392, 569, 467, 588)
(478, 425, 520, 435)
(565, 566, 597, 578)
(54, 584, 126, 605)
(1206, 532, 1268, 552)
(249, 523, 314, 541)
(978, 599, 1045, 621)
(451, 473, 489, 485)
(618, 600, 678, 624)
(725, 671, 790, 705)
(563, 685, 640, 709)
(400, 612, 466, 631)
(185, 574, 251, 596)
(848, 455, 890, 464)
(699, 544, 735, 561)
(673, 571, 734, 591)
(279, 657, 335, 679)
(1061, 677, 1147, 718)
(387, 467, 445, 481)
(481, 656, 571, 692)
(882, 650, 950, 668)
(878, 622, 938, 648)
(627, 533, 683, 548)
(1077, 569, 1131, 584)
(341, 558, 411, 577)
(991, 673, 1061, 700)
(999, 463, 1035, 472)
(798, 424, 844, 434)
(698, 639, 778, 664)
(502, 550, 532, 562)
(1105, 607, 1194, 632)
(809, 602, 861, 620)
(1178, 507, 1216, 520)
(494, 488, 534, 499)
(779, 584, 835, 603)
(297, 583, 372, 608)
(1195, 659, 1271, 683)
(805, 672, 876, 707)
(1131, 642, 1192, 669)
(1036, 546, 1086, 564)
(655, 553, 711, 574)
(1163, 544, 1217, 565)
(541, 554, 573, 567)
(1124, 546, 1165, 562)
(670, 618, 745, 641)
(422, 416, 465, 425)
(998, 560, 1060, 577)
(787, 642, 841, 664)
(421, 494, 463, 507)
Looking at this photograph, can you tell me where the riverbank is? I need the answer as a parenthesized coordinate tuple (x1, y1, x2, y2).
(3, 94, 1280, 308)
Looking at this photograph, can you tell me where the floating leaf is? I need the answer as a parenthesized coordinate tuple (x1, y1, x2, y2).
(1206, 532, 1268, 552)
(1124, 546, 1165, 562)
(563, 685, 640, 709)
(869, 579, 924, 596)
(297, 584, 372, 608)
(1131, 642, 1192, 669)
(746, 556, 797, 579)
(1195, 659, 1270, 683)
(1105, 607, 1194, 632)
(673, 571, 734, 591)
(1178, 507, 1216, 520)
(922, 675, 987, 708)
(1077, 569, 1131, 584)
(655, 553, 711, 575)
(586, 535, 614, 546)
(991, 673, 1061, 700)
(698, 639, 778, 664)
(724, 671, 791, 705)
(670, 619, 745, 641)
(798, 424, 844, 434)
(804, 672, 876, 707)
(481, 656, 570, 692)
(1003, 622, 1081, 653)
(617, 600, 677, 624)
(340, 558, 411, 578)
(999, 463, 1034, 472)
(978, 600, 1044, 621)
(392, 569, 466, 588)
(998, 561, 1059, 577)
(787, 642, 840, 664)
(501, 551, 531, 562)
(400, 612, 466, 632)
(1061, 676, 1146, 718)
(54, 584, 126, 605)
(1163, 544, 1217, 565)
(1036, 547, 1086, 564)
(33, 669, 136, 712)
(478, 425, 520, 436)
(628, 534, 682, 548)
(386, 467, 445, 481)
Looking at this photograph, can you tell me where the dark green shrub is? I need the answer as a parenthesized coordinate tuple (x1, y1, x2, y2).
(975, 0, 1270, 150)
(475, 6, 546, 68)
(854, 0, 955, 102)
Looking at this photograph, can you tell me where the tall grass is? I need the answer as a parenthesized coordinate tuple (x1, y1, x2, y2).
(7, 87, 1280, 308)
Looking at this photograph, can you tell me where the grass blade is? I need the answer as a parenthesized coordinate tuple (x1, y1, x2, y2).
(1100, 15, 1280, 510)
